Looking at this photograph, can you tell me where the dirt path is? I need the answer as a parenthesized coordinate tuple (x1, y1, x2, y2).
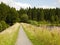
(15, 26, 32, 45)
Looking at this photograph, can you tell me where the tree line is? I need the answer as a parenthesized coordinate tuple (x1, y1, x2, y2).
(0, 2, 60, 26)
(0, 2, 60, 24)
(0, 2, 60, 32)
(18, 7, 60, 24)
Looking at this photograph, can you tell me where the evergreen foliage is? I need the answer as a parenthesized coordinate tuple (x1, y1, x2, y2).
(0, 2, 60, 32)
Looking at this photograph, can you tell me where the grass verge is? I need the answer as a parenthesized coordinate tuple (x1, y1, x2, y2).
(22, 23, 60, 45)
(0, 23, 20, 45)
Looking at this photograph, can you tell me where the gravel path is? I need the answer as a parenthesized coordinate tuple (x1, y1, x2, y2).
(15, 26, 32, 45)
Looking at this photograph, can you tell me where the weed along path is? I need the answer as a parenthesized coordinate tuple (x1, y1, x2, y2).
(15, 26, 32, 45)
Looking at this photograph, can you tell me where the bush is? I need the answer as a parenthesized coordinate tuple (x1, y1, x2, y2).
(0, 21, 9, 32)
(28, 20, 39, 26)
(20, 14, 28, 22)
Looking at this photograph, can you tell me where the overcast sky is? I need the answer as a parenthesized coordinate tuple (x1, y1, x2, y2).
(0, 0, 60, 10)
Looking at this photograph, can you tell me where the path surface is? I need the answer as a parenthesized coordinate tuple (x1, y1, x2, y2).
(15, 26, 32, 45)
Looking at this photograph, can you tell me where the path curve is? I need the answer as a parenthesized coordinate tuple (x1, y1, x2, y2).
(15, 26, 32, 45)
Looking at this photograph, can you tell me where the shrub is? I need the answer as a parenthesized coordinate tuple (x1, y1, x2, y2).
(20, 14, 28, 22)
(0, 21, 9, 32)
(28, 20, 39, 26)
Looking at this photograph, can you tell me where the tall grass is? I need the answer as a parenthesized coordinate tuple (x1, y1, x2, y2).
(0, 23, 20, 45)
(22, 23, 60, 45)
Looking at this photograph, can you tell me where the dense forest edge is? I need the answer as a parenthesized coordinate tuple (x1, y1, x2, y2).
(0, 2, 60, 32)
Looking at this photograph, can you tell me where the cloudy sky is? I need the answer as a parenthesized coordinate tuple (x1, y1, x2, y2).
(0, 0, 60, 10)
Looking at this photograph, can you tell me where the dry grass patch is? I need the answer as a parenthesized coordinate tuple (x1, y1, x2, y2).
(0, 23, 20, 45)
(22, 23, 60, 45)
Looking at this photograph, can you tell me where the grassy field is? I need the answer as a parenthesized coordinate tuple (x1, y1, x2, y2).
(0, 23, 20, 45)
(22, 23, 60, 45)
